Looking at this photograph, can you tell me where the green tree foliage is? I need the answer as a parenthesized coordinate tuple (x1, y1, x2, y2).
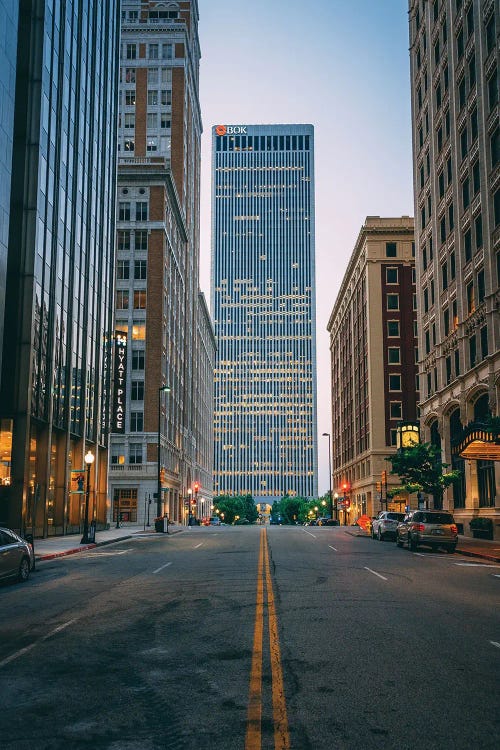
(213, 495, 258, 525)
(386, 443, 460, 505)
(271, 496, 316, 524)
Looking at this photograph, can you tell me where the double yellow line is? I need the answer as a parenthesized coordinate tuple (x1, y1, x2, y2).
(245, 528, 290, 750)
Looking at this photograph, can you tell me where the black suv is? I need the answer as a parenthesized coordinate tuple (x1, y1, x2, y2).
(396, 510, 458, 553)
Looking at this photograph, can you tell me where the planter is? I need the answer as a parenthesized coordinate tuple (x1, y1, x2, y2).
(469, 517, 493, 540)
(154, 520, 164, 533)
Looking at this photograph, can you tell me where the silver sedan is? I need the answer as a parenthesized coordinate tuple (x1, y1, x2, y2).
(0, 527, 34, 583)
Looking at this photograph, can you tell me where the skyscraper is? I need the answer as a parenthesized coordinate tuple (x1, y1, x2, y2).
(211, 124, 318, 502)
(110, 0, 215, 525)
(0, 1, 120, 533)
(408, 0, 499, 527)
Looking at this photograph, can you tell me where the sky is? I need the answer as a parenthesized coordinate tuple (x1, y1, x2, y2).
(197, 0, 415, 495)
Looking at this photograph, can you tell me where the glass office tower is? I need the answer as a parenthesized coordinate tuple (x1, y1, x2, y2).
(0, 1, 120, 534)
(211, 124, 318, 502)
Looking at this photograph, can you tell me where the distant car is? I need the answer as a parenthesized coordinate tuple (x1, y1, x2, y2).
(234, 518, 250, 525)
(396, 510, 458, 553)
(209, 517, 221, 526)
(371, 511, 406, 540)
(0, 527, 34, 583)
(317, 518, 339, 526)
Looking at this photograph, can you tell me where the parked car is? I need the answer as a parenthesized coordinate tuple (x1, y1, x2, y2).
(371, 511, 406, 540)
(209, 516, 221, 526)
(0, 527, 34, 583)
(317, 518, 340, 526)
(396, 510, 458, 553)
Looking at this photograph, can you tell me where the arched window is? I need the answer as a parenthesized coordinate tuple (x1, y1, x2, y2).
(430, 419, 441, 449)
(472, 393, 495, 507)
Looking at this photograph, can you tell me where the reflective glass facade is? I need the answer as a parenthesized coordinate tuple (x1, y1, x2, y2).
(211, 124, 318, 500)
(0, 1, 120, 534)
(0, 0, 18, 386)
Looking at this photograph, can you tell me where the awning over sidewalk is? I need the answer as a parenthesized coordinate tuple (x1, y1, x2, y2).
(459, 440, 500, 461)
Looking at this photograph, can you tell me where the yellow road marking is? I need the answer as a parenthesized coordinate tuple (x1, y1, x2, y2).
(245, 528, 290, 750)
(263, 531, 290, 750)
(245, 529, 264, 749)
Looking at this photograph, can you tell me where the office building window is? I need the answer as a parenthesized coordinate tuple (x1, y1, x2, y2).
(125, 90, 136, 106)
(444, 308, 450, 335)
(464, 227, 472, 262)
(467, 281, 475, 314)
(480, 326, 488, 360)
(147, 90, 158, 106)
(135, 230, 148, 251)
(116, 290, 129, 309)
(132, 323, 146, 340)
(149, 44, 159, 59)
(136, 202, 148, 221)
(133, 290, 147, 309)
(450, 251, 456, 280)
(425, 329, 431, 354)
(124, 68, 136, 83)
(486, 14, 496, 55)
(477, 269, 485, 303)
(494, 188, 500, 227)
(475, 214, 483, 249)
(389, 374, 401, 391)
(387, 294, 399, 310)
(147, 113, 158, 129)
(439, 170, 445, 198)
(492, 128, 499, 168)
(134, 260, 147, 280)
(388, 347, 401, 364)
(470, 107, 478, 140)
(460, 128, 468, 160)
(118, 230, 130, 251)
(424, 287, 429, 313)
(387, 321, 400, 337)
(130, 412, 144, 432)
(457, 28, 464, 59)
(119, 202, 131, 221)
(440, 215, 446, 243)
(131, 381, 144, 401)
(111, 446, 125, 465)
(390, 402, 402, 419)
(386, 267, 398, 284)
(472, 161, 480, 194)
(117, 260, 130, 280)
(123, 139, 135, 152)
(385, 242, 397, 257)
(488, 68, 498, 110)
(469, 334, 477, 368)
(462, 177, 470, 209)
(132, 350, 145, 370)
(126, 44, 136, 60)
(129, 443, 143, 464)
(124, 114, 135, 129)
(446, 356, 452, 384)
(441, 261, 448, 290)
(458, 77, 466, 109)
(147, 138, 158, 152)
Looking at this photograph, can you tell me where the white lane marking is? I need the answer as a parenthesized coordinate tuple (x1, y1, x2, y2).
(364, 566, 388, 581)
(454, 563, 500, 568)
(328, 545, 338, 552)
(153, 561, 172, 574)
(490, 641, 500, 649)
(42, 619, 78, 640)
(0, 618, 78, 669)
(303, 530, 317, 538)
(194, 543, 204, 549)
(0, 643, 37, 667)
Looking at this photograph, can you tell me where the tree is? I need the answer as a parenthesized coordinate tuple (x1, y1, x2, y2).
(386, 442, 460, 508)
(213, 494, 257, 524)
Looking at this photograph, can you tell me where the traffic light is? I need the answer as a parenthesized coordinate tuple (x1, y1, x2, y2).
(376, 482, 381, 492)
(193, 482, 199, 494)
(342, 482, 349, 492)
(381, 471, 387, 485)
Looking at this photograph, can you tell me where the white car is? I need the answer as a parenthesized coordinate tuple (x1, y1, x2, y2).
(371, 511, 406, 541)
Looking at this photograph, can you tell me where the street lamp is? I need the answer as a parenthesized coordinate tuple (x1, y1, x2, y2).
(157, 385, 171, 518)
(322, 432, 334, 520)
(81, 450, 95, 544)
(187, 488, 192, 526)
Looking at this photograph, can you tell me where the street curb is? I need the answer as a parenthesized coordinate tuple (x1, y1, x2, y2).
(455, 548, 500, 563)
(35, 527, 185, 561)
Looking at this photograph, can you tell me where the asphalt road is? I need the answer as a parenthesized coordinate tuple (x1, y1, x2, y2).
(0, 525, 499, 750)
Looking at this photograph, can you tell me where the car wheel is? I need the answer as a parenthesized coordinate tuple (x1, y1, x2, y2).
(396, 534, 403, 548)
(18, 557, 31, 582)
(377, 527, 383, 541)
(409, 536, 417, 552)
(446, 545, 457, 554)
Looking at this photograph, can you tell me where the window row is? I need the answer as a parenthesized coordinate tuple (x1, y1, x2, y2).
(118, 229, 148, 251)
(116, 290, 147, 310)
(120, 113, 172, 130)
(119, 136, 171, 154)
(386, 293, 418, 312)
(118, 202, 148, 221)
(117, 260, 147, 280)
(121, 43, 174, 61)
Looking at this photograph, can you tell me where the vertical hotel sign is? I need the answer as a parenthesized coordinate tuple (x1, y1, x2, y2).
(112, 331, 128, 433)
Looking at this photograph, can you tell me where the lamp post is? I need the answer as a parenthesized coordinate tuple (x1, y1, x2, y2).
(81, 450, 95, 544)
(157, 385, 171, 519)
(322, 432, 334, 520)
(333, 492, 339, 520)
(187, 488, 192, 526)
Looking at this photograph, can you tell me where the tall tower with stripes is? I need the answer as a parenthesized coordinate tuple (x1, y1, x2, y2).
(211, 124, 318, 502)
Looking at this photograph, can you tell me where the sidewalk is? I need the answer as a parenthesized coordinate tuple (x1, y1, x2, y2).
(344, 527, 500, 563)
(33, 523, 184, 562)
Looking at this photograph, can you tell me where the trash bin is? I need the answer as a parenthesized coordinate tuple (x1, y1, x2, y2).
(163, 516, 169, 533)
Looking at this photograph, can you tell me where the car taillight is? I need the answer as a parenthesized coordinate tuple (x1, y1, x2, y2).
(412, 523, 425, 532)
(450, 524, 458, 534)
